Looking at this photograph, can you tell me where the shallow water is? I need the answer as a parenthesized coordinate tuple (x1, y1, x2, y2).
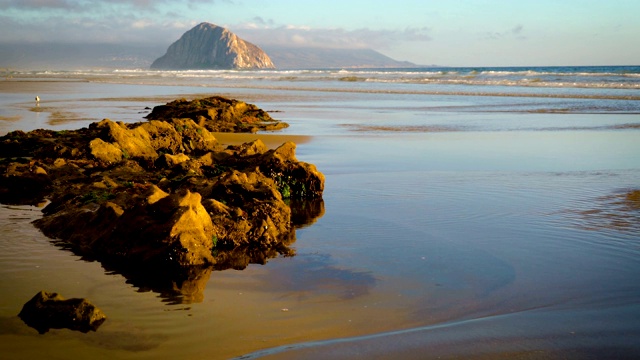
(1, 75, 639, 359)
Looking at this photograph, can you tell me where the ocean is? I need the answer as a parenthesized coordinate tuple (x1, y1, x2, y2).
(1, 65, 639, 359)
(9, 65, 640, 83)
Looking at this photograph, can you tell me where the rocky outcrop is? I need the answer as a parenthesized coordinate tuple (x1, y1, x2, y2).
(150, 22, 275, 70)
(145, 96, 288, 133)
(19, 291, 106, 334)
(0, 96, 324, 277)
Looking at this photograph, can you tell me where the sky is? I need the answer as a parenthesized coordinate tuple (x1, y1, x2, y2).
(1, 0, 639, 66)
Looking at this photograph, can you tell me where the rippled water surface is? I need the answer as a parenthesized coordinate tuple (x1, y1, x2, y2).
(1, 72, 639, 359)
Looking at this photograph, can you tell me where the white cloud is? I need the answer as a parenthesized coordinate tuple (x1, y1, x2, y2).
(481, 24, 526, 41)
(0, 0, 76, 10)
(131, 19, 154, 29)
(0, 5, 432, 54)
(233, 22, 432, 50)
(0, 0, 221, 14)
(284, 24, 312, 31)
(167, 20, 198, 29)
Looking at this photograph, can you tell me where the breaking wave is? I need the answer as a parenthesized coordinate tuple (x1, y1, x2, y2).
(7, 65, 640, 90)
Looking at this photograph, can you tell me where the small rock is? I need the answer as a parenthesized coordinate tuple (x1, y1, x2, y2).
(53, 158, 67, 167)
(162, 153, 191, 167)
(92, 181, 108, 189)
(33, 166, 47, 175)
(18, 291, 106, 334)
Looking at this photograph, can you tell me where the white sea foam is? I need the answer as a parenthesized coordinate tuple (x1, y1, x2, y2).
(8, 66, 640, 100)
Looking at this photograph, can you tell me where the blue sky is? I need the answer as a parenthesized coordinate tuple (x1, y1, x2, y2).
(1, 0, 638, 66)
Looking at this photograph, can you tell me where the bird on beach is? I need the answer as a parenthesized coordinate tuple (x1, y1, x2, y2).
(35, 96, 40, 103)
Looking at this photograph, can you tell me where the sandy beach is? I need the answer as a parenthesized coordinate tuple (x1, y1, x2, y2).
(1, 72, 639, 359)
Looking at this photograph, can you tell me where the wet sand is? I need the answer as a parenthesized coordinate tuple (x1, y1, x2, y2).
(1, 78, 640, 359)
(252, 305, 640, 360)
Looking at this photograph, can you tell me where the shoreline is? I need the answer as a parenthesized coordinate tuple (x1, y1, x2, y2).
(4, 75, 640, 102)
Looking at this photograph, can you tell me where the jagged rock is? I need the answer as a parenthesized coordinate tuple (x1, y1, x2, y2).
(86, 118, 220, 163)
(18, 291, 106, 334)
(150, 22, 275, 70)
(204, 169, 291, 247)
(168, 118, 218, 151)
(90, 119, 157, 160)
(250, 141, 325, 198)
(0, 96, 324, 299)
(89, 138, 123, 163)
(139, 119, 183, 153)
(160, 153, 191, 167)
(36, 189, 216, 267)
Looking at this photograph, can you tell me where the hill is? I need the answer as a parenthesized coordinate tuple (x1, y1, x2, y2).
(262, 46, 417, 69)
(151, 23, 274, 70)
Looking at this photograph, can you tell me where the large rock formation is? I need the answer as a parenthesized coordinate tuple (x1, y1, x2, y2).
(0, 96, 325, 302)
(151, 22, 275, 70)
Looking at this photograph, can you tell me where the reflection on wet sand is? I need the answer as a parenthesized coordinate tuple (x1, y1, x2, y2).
(102, 263, 214, 305)
(341, 122, 640, 133)
(526, 123, 640, 131)
(0, 115, 21, 122)
(28, 105, 90, 126)
(0, 315, 166, 352)
(339, 124, 464, 133)
(561, 188, 640, 234)
(66, 198, 325, 305)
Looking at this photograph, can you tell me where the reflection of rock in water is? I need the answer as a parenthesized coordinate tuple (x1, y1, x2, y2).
(290, 197, 325, 228)
(107, 264, 213, 305)
(0, 315, 165, 351)
(97, 197, 324, 305)
(562, 189, 640, 234)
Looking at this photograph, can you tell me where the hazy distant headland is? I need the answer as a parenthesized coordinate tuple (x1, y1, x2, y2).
(263, 46, 417, 69)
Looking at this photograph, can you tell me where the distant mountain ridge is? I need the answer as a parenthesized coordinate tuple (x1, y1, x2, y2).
(263, 46, 417, 69)
(150, 23, 274, 70)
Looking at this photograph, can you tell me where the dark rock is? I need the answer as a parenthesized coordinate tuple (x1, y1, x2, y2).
(18, 291, 106, 334)
(151, 22, 274, 70)
(145, 96, 288, 133)
(0, 96, 324, 302)
(0, 160, 53, 205)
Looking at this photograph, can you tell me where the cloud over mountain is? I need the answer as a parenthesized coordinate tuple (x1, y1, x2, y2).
(234, 21, 431, 50)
